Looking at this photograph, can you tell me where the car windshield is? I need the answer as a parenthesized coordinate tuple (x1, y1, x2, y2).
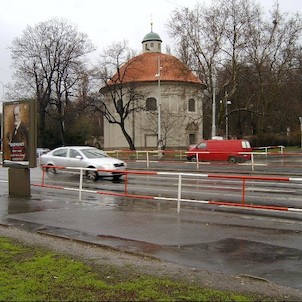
(81, 148, 108, 159)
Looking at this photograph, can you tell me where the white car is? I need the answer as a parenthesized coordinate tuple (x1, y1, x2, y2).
(40, 146, 126, 181)
(37, 148, 50, 158)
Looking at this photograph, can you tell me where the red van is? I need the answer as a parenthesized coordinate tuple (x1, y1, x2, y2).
(187, 139, 252, 163)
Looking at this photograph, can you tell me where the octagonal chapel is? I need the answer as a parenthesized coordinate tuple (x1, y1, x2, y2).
(101, 27, 206, 150)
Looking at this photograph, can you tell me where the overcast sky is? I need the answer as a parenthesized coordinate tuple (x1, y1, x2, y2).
(0, 0, 301, 100)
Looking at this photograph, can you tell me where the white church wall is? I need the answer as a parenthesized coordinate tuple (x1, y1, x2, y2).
(103, 82, 203, 150)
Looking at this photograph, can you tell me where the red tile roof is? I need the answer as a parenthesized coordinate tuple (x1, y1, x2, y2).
(109, 52, 205, 86)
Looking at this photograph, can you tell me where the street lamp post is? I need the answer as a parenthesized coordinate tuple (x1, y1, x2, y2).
(220, 99, 232, 139)
(211, 77, 216, 138)
(225, 100, 232, 139)
(155, 57, 162, 151)
(299, 117, 302, 149)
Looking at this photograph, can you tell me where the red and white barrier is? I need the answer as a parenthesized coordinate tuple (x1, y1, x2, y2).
(35, 165, 302, 215)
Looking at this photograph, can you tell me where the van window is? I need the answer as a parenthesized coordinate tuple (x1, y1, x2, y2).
(241, 141, 251, 149)
(196, 142, 206, 149)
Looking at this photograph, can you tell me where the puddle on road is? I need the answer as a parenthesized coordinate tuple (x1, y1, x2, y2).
(98, 236, 302, 289)
(97, 234, 164, 254)
(6, 198, 52, 214)
(162, 238, 302, 289)
(97, 236, 302, 289)
(220, 238, 302, 262)
(3, 193, 121, 215)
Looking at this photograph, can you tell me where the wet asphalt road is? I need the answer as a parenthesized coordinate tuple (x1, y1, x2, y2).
(0, 163, 302, 290)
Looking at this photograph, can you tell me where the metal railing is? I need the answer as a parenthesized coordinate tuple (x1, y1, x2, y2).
(36, 164, 302, 215)
(106, 148, 301, 172)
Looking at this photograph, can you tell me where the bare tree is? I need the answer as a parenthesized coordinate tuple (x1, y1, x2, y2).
(168, 0, 302, 138)
(89, 41, 146, 150)
(242, 2, 302, 134)
(9, 18, 95, 146)
(168, 0, 256, 104)
(167, 0, 258, 137)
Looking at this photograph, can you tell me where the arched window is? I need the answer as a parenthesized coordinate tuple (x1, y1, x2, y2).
(146, 97, 157, 111)
(188, 98, 196, 112)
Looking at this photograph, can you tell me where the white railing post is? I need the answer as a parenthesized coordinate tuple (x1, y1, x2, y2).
(146, 151, 150, 168)
(279, 145, 285, 165)
(251, 153, 255, 172)
(177, 174, 182, 214)
(79, 169, 83, 201)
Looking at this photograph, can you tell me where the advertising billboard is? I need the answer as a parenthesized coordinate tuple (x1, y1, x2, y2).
(2, 100, 37, 168)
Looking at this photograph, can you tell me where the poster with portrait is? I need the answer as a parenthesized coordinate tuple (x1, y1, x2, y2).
(2, 100, 37, 168)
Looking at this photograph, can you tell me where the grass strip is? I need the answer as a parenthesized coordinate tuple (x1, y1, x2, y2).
(0, 236, 275, 301)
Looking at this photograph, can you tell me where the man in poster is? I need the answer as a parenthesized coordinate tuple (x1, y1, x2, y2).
(2, 100, 36, 197)
(5, 103, 29, 162)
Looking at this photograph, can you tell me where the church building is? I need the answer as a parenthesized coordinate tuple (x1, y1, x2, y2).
(101, 26, 206, 150)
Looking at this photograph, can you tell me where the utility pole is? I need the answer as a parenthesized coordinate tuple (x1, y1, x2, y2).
(156, 56, 162, 151)
(211, 77, 216, 138)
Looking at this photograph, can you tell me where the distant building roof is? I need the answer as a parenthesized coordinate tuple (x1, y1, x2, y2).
(101, 25, 206, 89)
(107, 52, 204, 86)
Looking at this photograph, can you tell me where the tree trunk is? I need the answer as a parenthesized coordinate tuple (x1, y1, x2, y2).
(37, 96, 49, 148)
(58, 119, 66, 146)
(120, 123, 135, 150)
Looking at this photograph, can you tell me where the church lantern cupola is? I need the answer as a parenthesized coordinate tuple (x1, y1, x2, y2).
(142, 22, 162, 53)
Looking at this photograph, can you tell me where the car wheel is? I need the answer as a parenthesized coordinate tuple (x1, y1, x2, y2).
(46, 165, 56, 177)
(189, 156, 197, 162)
(86, 170, 98, 181)
(228, 156, 237, 164)
(113, 174, 122, 181)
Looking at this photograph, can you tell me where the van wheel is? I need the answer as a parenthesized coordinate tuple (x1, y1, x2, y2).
(228, 156, 237, 164)
(189, 156, 197, 162)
